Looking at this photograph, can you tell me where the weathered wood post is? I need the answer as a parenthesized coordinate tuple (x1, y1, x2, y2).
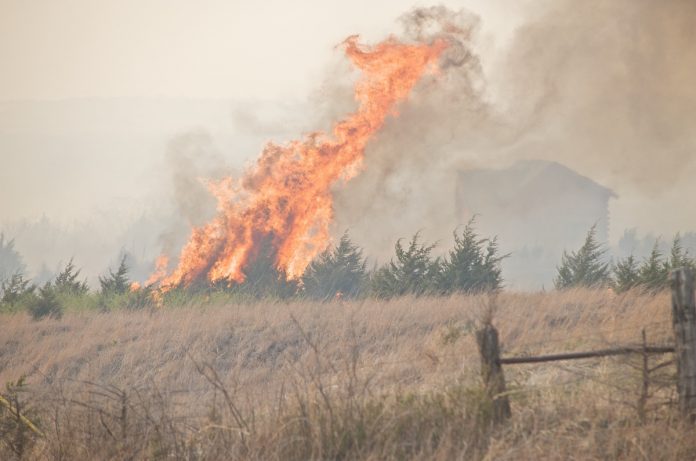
(670, 267, 696, 420)
(476, 322, 511, 423)
(638, 328, 649, 423)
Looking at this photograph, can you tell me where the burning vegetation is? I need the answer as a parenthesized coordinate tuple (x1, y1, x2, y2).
(3, 3, 696, 459)
(147, 36, 447, 292)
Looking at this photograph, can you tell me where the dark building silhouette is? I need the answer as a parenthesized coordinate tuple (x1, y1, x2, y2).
(456, 160, 616, 289)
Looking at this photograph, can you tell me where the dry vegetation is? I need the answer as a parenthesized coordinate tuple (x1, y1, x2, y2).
(0, 288, 693, 460)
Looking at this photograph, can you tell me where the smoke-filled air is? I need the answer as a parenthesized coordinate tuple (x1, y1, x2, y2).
(2, 2, 696, 459)
(147, 36, 446, 291)
(4, 0, 696, 291)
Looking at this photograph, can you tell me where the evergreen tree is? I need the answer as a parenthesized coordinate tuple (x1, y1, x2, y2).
(613, 255, 640, 293)
(0, 273, 36, 310)
(554, 225, 611, 289)
(667, 234, 695, 272)
(28, 282, 63, 319)
(99, 255, 130, 296)
(0, 233, 26, 283)
(302, 233, 368, 300)
(371, 232, 441, 299)
(53, 258, 89, 295)
(237, 237, 297, 299)
(637, 241, 669, 292)
(437, 220, 507, 294)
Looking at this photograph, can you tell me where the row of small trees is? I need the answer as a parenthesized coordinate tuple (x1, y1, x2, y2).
(304, 221, 505, 300)
(226, 220, 505, 300)
(0, 253, 144, 319)
(2, 223, 691, 317)
(554, 226, 695, 292)
(0, 221, 506, 316)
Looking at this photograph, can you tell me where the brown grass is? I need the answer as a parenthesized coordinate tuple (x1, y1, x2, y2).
(0, 288, 689, 460)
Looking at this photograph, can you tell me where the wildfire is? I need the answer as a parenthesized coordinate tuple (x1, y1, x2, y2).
(146, 255, 170, 286)
(148, 35, 447, 291)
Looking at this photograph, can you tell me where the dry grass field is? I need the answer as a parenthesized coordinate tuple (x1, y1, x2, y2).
(1, 289, 694, 460)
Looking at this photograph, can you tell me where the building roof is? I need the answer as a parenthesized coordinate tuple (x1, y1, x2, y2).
(457, 160, 617, 203)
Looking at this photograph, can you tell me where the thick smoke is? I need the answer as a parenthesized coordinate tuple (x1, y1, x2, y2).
(157, 130, 243, 261)
(333, 6, 496, 260)
(497, 0, 696, 192)
(333, 1, 696, 265)
(165, 131, 229, 227)
(4, 1, 695, 289)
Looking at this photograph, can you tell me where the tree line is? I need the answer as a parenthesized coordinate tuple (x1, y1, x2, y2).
(0, 250, 151, 319)
(0, 221, 504, 317)
(554, 225, 695, 292)
(1, 222, 693, 318)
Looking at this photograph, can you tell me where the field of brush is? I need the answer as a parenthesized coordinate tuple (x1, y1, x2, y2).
(1, 289, 694, 460)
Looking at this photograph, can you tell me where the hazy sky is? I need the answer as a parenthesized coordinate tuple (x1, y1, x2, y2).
(0, 0, 531, 224)
(1, 0, 694, 255)
(2, 0, 696, 291)
(0, 0, 527, 101)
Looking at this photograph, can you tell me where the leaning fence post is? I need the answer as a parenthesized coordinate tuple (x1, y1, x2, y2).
(476, 322, 511, 423)
(670, 267, 696, 420)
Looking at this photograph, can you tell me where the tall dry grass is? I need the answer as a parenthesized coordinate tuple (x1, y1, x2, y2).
(0, 288, 689, 459)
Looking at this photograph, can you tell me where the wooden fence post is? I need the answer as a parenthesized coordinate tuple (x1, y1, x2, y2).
(476, 322, 511, 423)
(670, 267, 696, 420)
(638, 328, 649, 423)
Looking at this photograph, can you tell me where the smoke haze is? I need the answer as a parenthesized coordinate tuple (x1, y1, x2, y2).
(1, 0, 695, 289)
(334, 1, 696, 266)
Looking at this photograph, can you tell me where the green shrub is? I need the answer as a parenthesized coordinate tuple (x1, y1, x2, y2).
(226, 237, 298, 299)
(98, 290, 153, 311)
(28, 283, 63, 320)
(613, 236, 695, 293)
(0, 273, 36, 313)
(555, 225, 611, 289)
(371, 232, 441, 299)
(99, 255, 130, 296)
(53, 259, 89, 296)
(636, 241, 669, 292)
(437, 220, 507, 294)
(667, 234, 695, 273)
(613, 255, 640, 293)
(302, 233, 368, 300)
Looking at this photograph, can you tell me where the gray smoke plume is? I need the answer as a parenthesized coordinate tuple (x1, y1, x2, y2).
(333, 5, 495, 260)
(158, 130, 239, 257)
(496, 0, 696, 192)
(6, 2, 694, 289)
(332, 1, 696, 265)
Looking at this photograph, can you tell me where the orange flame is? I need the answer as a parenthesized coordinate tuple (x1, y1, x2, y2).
(149, 35, 447, 291)
(146, 255, 169, 286)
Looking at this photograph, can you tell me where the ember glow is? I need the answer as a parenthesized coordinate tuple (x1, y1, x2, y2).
(149, 35, 447, 291)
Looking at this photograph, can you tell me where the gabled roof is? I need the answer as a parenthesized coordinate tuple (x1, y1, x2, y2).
(457, 160, 617, 203)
